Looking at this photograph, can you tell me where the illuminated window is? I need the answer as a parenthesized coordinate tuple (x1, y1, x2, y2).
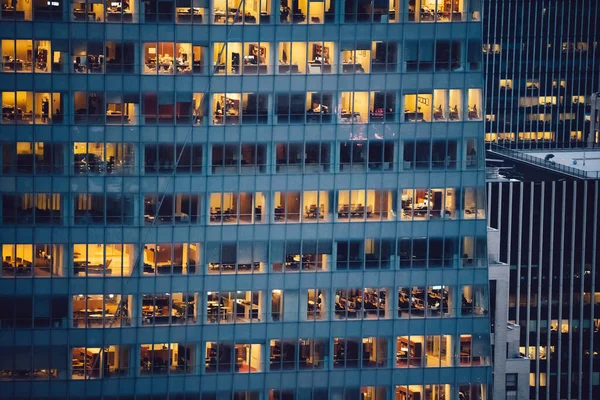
(72, 294, 131, 328)
(499, 79, 513, 90)
(72, 346, 129, 379)
(142, 243, 200, 275)
(213, 0, 270, 24)
(404, 93, 433, 122)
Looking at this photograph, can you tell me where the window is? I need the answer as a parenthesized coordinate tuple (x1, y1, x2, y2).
(273, 192, 301, 222)
(271, 240, 332, 272)
(340, 42, 371, 73)
(408, 0, 464, 22)
(72, 346, 129, 379)
(105, 0, 136, 22)
(371, 41, 397, 72)
(0, 0, 33, 20)
(213, 42, 242, 75)
(278, 42, 307, 74)
(71, 41, 104, 73)
(467, 89, 482, 120)
(241, 93, 269, 124)
(212, 93, 241, 124)
(141, 293, 196, 325)
(306, 289, 325, 320)
(74, 142, 135, 174)
(334, 288, 388, 319)
(73, 244, 134, 276)
(71, 0, 105, 22)
(144, 143, 202, 173)
(461, 285, 488, 316)
(142, 243, 200, 275)
(72, 294, 131, 328)
(2, 91, 64, 125)
(209, 192, 264, 224)
(1, 244, 65, 278)
(206, 241, 266, 273)
(398, 287, 427, 318)
(435, 40, 462, 71)
(142, 92, 176, 124)
(500, 79, 513, 90)
(279, 0, 333, 24)
(212, 0, 270, 23)
(140, 343, 194, 374)
(362, 337, 388, 367)
(396, 336, 424, 367)
(74, 193, 134, 225)
(463, 187, 485, 219)
(143, 42, 194, 74)
(275, 142, 331, 173)
(269, 340, 296, 370)
(401, 188, 457, 220)
(205, 291, 262, 323)
(104, 41, 135, 73)
(337, 189, 395, 221)
(459, 334, 490, 366)
(425, 335, 452, 367)
(338, 92, 369, 123)
(73, 91, 104, 123)
(276, 93, 306, 122)
(403, 140, 458, 170)
(212, 143, 266, 174)
(404, 40, 433, 71)
(235, 344, 262, 372)
(205, 342, 232, 373)
(0, 40, 51, 72)
(144, 0, 174, 21)
(333, 338, 360, 368)
(175, 0, 206, 23)
(242, 43, 270, 74)
(105, 93, 139, 124)
(2, 193, 62, 225)
(298, 339, 327, 369)
(144, 193, 201, 224)
(301, 191, 330, 222)
(271, 290, 283, 321)
(404, 93, 432, 122)
(340, 141, 394, 171)
(307, 42, 334, 73)
(33, 0, 64, 21)
(343, 0, 398, 23)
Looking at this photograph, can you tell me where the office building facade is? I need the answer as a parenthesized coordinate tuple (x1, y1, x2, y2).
(0, 1, 491, 399)
(487, 148, 600, 400)
(483, 0, 600, 147)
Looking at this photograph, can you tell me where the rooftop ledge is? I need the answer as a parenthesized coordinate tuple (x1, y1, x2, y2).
(488, 144, 600, 179)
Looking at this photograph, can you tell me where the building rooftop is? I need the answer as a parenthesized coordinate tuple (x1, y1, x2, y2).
(488, 146, 600, 179)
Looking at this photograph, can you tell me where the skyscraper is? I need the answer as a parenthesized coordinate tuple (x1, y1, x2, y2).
(483, 0, 600, 148)
(487, 147, 600, 400)
(0, 1, 491, 399)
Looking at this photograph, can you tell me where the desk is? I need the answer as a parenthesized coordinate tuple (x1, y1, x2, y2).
(243, 64, 268, 74)
(106, 11, 133, 22)
(1, 9, 25, 19)
(404, 111, 424, 122)
(177, 11, 203, 23)
(308, 63, 332, 74)
(73, 10, 96, 21)
(278, 64, 300, 74)
(340, 112, 361, 123)
(342, 63, 364, 73)
(106, 112, 124, 124)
